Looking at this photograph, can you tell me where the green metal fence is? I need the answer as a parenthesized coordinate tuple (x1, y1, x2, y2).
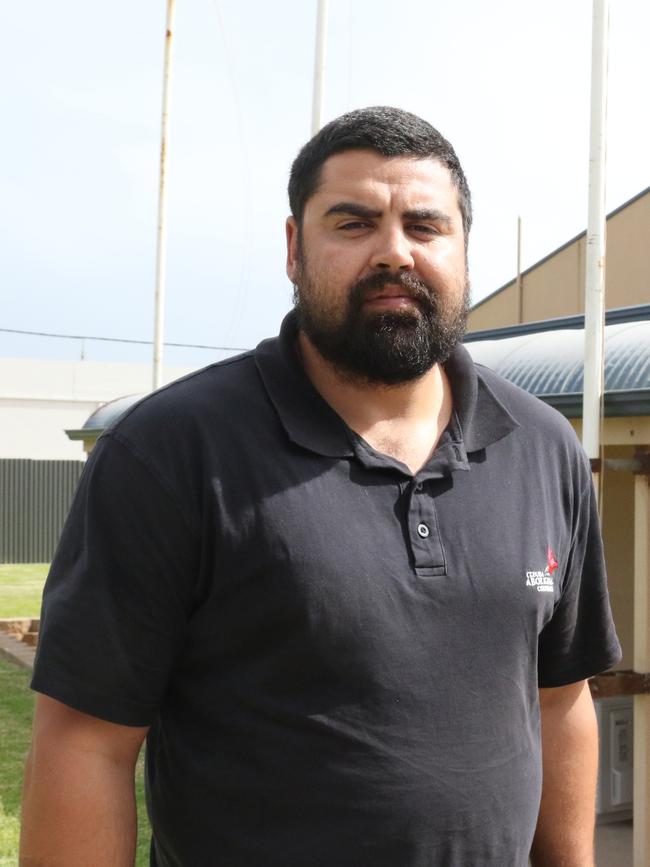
(0, 459, 85, 563)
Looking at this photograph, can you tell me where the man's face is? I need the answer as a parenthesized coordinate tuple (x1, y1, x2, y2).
(286, 149, 470, 385)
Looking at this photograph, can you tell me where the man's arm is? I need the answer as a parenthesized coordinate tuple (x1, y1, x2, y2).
(20, 694, 149, 867)
(530, 679, 598, 867)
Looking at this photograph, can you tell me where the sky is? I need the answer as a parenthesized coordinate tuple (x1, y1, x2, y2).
(2, 0, 648, 370)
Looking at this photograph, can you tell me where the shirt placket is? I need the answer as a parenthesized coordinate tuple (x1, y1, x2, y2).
(408, 480, 446, 576)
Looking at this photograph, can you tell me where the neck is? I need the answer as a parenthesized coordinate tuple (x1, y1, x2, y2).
(297, 332, 453, 471)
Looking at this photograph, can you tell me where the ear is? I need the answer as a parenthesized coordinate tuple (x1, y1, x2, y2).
(285, 216, 299, 283)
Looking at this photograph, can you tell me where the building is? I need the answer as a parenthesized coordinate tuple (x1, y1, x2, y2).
(468, 186, 650, 332)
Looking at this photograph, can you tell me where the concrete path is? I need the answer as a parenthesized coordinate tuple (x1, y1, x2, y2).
(0, 629, 35, 669)
(596, 820, 633, 866)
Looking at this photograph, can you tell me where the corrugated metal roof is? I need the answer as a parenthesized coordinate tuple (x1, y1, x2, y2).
(465, 320, 650, 417)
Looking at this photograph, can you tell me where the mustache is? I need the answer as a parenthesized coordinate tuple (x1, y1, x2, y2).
(348, 271, 437, 312)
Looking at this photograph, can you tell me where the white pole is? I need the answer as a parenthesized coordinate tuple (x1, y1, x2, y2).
(153, 0, 177, 391)
(311, 0, 328, 135)
(516, 216, 523, 323)
(582, 0, 609, 493)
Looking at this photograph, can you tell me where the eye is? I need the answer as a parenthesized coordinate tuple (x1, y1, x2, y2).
(338, 220, 372, 231)
(408, 224, 440, 237)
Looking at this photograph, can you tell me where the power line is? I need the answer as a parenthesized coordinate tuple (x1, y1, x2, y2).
(0, 327, 249, 352)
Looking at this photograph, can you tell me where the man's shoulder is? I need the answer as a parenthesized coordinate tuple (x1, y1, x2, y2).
(98, 348, 278, 460)
(116, 351, 260, 427)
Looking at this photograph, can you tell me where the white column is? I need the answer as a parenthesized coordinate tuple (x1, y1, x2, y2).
(634, 470, 650, 867)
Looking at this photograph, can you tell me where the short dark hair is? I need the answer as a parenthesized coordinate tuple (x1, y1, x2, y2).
(288, 106, 472, 238)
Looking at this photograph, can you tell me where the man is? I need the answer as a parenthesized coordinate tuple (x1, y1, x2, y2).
(21, 107, 620, 866)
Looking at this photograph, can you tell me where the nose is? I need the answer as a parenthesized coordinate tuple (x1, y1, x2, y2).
(369, 227, 415, 272)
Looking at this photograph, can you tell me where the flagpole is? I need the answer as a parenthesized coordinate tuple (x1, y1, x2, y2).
(582, 0, 609, 497)
(311, 0, 328, 135)
(153, 0, 176, 390)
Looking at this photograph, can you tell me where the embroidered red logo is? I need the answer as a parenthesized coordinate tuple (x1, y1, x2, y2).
(546, 546, 559, 574)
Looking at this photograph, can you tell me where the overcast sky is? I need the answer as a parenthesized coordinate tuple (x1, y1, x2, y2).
(2, 0, 648, 368)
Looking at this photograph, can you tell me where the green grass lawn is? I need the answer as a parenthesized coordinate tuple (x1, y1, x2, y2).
(0, 660, 32, 864)
(0, 658, 151, 866)
(0, 564, 49, 619)
(0, 566, 151, 861)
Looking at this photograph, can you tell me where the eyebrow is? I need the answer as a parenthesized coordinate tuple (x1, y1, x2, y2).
(403, 208, 452, 225)
(323, 202, 382, 219)
(323, 202, 453, 225)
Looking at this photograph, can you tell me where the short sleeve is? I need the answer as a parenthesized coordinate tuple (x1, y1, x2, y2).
(537, 465, 621, 688)
(31, 433, 200, 726)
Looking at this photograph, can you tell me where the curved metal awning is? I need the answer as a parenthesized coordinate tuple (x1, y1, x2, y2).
(65, 393, 144, 441)
(464, 320, 650, 417)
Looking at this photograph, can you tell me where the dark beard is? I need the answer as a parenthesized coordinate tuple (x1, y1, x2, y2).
(294, 269, 469, 385)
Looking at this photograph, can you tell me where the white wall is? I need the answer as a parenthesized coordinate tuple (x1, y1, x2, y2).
(0, 358, 196, 460)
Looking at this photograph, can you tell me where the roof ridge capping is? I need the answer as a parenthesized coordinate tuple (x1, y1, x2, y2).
(464, 304, 650, 343)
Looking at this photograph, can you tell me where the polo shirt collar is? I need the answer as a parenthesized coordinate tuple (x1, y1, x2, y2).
(445, 340, 520, 453)
(255, 312, 355, 458)
(255, 311, 518, 460)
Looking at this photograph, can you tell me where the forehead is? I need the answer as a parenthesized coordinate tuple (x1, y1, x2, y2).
(310, 149, 461, 216)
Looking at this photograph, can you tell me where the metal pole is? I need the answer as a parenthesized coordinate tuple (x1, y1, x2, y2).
(582, 0, 609, 494)
(311, 0, 328, 135)
(153, 0, 176, 391)
(516, 216, 523, 323)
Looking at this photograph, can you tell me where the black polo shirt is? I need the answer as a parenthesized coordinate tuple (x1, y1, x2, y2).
(33, 311, 621, 867)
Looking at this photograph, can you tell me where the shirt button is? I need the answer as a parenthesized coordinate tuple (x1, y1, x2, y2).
(414, 483, 423, 492)
(417, 523, 430, 538)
